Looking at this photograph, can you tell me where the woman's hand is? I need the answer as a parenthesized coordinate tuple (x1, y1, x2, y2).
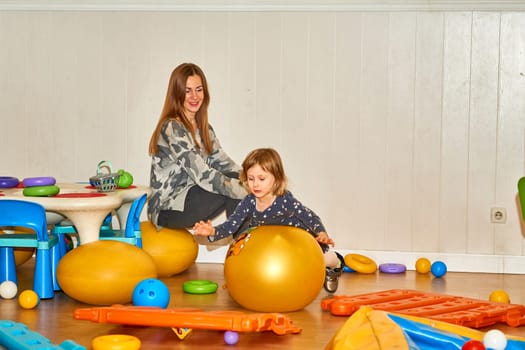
(193, 220, 215, 236)
(315, 232, 334, 247)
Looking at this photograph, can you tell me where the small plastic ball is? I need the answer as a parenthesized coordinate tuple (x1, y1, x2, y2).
(18, 290, 40, 309)
(0, 281, 18, 299)
(489, 290, 510, 304)
(431, 261, 447, 278)
(483, 329, 507, 350)
(224, 331, 239, 345)
(462, 339, 486, 350)
(132, 278, 170, 308)
(415, 257, 431, 274)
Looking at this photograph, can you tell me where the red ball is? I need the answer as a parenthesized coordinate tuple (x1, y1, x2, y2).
(462, 340, 486, 350)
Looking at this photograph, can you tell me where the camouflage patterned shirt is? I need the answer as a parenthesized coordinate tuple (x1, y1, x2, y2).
(148, 119, 247, 227)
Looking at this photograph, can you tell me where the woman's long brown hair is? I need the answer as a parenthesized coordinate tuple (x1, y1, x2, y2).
(148, 63, 212, 156)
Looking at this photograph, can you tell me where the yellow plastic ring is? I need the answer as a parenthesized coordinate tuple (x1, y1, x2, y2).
(183, 280, 218, 294)
(92, 335, 141, 350)
(23, 185, 60, 197)
(344, 254, 377, 274)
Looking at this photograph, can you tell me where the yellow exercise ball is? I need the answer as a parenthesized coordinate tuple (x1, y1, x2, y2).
(224, 226, 325, 313)
(57, 240, 157, 305)
(141, 221, 198, 277)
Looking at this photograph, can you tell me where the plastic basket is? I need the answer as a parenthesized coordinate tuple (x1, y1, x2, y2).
(89, 160, 120, 192)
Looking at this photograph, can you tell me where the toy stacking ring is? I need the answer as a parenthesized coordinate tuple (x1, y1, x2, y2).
(344, 253, 378, 274)
(92, 334, 141, 350)
(183, 280, 218, 294)
(23, 185, 60, 197)
(0, 176, 19, 188)
(23, 176, 56, 187)
(379, 263, 407, 274)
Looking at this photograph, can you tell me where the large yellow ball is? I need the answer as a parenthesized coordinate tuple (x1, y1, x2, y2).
(1, 228, 35, 266)
(140, 221, 198, 277)
(57, 240, 157, 305)
(224, 226, 325, 313)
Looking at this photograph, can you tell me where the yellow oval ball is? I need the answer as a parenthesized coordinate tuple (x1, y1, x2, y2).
(57, 240, 157, 305)
(141, 221, 198, 277)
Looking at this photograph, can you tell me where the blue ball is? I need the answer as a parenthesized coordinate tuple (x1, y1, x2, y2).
(132, 278, 170, 308)
(224, 331, 239, 345)
(431, 261, 447, 278)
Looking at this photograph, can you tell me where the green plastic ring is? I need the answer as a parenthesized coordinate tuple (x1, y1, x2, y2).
(182, 280, 218, 294)
(23, 185, 60, 197)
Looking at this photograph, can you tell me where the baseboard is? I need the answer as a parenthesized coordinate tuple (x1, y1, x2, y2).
(196, 245, 525, 274)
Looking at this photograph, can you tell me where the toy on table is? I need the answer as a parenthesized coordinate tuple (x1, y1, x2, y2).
(74, 304, 302, 340)
(0, 320, 86, 350)
(0, 176, 19, 188)
(22, 176, 60, 197)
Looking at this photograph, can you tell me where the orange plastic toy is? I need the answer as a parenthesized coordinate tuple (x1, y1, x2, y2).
(322, 289, 525, 328)
(74, 305, 302, 339)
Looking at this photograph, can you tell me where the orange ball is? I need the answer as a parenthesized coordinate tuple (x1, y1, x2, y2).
(489, 289, 510, 304)
(415, 258, 431, 274)
(18, 290, 40, 309)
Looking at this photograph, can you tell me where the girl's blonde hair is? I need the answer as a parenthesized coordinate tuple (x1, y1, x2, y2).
(240, 148, 287, 196)
(148, 63, 212, 156)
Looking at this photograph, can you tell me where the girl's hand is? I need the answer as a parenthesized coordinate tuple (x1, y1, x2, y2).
(193, 220, 215, 236)
(315, 232, 335, 247)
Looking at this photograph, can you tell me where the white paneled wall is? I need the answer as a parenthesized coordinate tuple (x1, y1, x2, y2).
(1, 4, 525, 271)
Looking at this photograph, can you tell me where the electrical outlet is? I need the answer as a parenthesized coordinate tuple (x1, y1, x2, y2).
(490, 207, 507, 224)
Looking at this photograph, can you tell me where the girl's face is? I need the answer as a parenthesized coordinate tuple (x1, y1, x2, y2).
(184, 74, 204, 118)
(246, 164, 276, 201)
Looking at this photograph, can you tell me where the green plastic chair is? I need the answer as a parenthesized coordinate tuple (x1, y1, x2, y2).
(518, 177, 525, 221)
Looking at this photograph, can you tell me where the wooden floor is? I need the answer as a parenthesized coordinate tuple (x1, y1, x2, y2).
(4, 258, 525, 349)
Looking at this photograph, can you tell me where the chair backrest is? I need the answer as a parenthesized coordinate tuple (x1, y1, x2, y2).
(124, 194, 147, 238)
(518, 177, 525, 221)
(0, 200, 48, 241)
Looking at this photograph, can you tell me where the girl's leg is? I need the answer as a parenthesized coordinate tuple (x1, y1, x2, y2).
(158, 186, 240, 229)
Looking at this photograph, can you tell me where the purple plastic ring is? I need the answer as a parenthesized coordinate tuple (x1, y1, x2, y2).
(379, 263, 406, 274)
(0, 176, 19, 188)
(23, 176, 56, 187)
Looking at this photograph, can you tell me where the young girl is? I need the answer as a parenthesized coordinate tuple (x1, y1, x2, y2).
(193, 148, 345, 293)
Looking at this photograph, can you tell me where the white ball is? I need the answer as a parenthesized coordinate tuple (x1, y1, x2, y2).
(0, 281, 18, 299)
(483, 329, 507, 350)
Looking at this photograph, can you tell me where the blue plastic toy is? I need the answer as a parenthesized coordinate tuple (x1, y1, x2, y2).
(0, 320, 86, 349)
(132, 278, 170, 308)
(431, 260, 447, 278)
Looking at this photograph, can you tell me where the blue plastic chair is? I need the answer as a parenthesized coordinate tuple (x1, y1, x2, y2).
(99, 194, 147, 248)
(52, 213, 113, 257)
(0, 200, 60, 299)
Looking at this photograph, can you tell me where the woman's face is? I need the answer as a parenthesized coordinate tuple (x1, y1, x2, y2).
(246, 164, 276, 201)
(184, 74, 204, 119)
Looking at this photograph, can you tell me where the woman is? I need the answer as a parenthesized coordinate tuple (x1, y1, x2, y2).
(148, 63, 247, 229)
